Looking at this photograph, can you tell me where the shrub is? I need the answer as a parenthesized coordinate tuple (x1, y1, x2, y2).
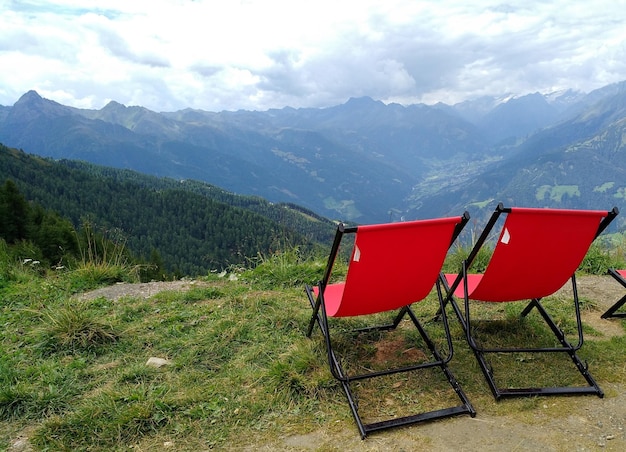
(579, 238, 626, 275)
(444, 241, 493, 274)
(240, 247, 335, 288)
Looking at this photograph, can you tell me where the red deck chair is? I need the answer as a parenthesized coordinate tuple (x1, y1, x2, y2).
(601, 269, 626, 319)
(305, 213, 475, 439)
(443, 203, 618, 400)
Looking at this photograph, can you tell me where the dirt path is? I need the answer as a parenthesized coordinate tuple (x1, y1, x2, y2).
(275, 389, 626, 451)
(76, 279, 209, 302)
(13, 392, 625, 452)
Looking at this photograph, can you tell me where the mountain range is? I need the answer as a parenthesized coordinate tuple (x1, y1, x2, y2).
(1, 83, 626, 229)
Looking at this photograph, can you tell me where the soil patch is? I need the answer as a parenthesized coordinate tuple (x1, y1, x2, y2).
(373, 336, 428, 366)
(76, 279, 210, 302)
(556, 275, 626, 339)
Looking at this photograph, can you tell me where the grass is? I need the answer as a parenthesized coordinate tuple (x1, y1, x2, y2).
(1, 266, 340, 450)
(32, 301, 120, 355)
(1, 243, 626, 450)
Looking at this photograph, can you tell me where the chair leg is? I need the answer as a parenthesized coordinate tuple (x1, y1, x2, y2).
(451, 275, 603, 399)
(470, 345, 501, 399)
(601, 295, 626, 318)
(602, 269, 626, 318)
(328, 340, 368, 438)
(305, 283, 327, 337)
(406, 303, 475, 414)
(306, 298, 475, 438)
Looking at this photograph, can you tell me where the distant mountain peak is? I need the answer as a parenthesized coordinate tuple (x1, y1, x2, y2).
(101, 100, 149, 114)
(102, 100, 126, 110)
(344, 96, 383, 107)
(18, 90, 43, 103)
(7, 90, 71, 123)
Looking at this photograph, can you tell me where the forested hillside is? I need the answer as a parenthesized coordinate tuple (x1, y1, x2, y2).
(0, 144, 336, 275)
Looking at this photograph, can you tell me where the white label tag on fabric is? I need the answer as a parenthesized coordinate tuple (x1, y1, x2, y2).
(353, 245, 361, 262)
(501, 227, 511, 244)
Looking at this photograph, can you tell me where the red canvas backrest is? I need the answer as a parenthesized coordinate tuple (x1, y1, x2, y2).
(469, 208, 607, 302)
(333, 216, 460, 317)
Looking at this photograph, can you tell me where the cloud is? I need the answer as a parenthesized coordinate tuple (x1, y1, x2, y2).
(1, 0, 625, 112)
(85, 14, 170, 68)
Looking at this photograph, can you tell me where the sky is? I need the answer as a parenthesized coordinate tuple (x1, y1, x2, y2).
(1, 0, 626, 112)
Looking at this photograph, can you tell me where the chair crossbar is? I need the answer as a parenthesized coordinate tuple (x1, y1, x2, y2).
(363, 405, 472, 435)
(496, 386, 601, 398)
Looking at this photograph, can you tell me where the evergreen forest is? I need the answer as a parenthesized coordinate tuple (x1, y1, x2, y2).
(0, 143, 336, 276)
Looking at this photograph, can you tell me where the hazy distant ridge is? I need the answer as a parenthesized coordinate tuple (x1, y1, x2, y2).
(2, 82, 626, 226)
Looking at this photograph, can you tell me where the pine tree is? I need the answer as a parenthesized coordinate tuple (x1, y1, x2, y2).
(0, 180, 30, 243)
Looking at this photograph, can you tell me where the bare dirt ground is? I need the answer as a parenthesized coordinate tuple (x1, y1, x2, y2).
(76, 278, 210, 302)
(11, 276, 625, 451)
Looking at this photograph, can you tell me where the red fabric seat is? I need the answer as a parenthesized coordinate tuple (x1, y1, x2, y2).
(314, 217, 461, 317)
(447, 208, 608, 302)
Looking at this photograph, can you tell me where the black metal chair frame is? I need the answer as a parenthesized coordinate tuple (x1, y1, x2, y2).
(443, 204, 618, 400)
(305, 217, 475, 439)
(601, 268, 626, 319)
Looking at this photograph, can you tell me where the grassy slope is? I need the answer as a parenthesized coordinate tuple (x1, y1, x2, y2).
(2, 247, 626, 450)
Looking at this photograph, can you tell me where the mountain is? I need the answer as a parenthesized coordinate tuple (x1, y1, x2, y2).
(451, 90, 591, 145)
(476, 93, 559, 144)
(409, 82, 626, 229)
(0, 91, 490, 223)
(2, 83, 626, 228)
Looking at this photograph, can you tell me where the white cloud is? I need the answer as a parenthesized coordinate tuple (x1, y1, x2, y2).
(1, 0, 625, 111)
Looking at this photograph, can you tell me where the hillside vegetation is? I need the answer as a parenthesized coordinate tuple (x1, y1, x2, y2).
(2, 239, 626, 450)
(0, 143, 335, 275)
